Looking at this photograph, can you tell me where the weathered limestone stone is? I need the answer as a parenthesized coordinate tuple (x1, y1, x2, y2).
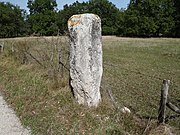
(68, 14, 103, 107)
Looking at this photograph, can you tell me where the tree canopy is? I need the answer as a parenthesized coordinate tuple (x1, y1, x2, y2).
(27, 0, 58, 35)
(0, 0, 179, 38)
(123, 0, 176, 37)
(0, 2, 26, 38)
(56, 0, 122, 35)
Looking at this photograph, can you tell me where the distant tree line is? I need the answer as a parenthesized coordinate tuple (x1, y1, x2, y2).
(0, 0, 179, 38)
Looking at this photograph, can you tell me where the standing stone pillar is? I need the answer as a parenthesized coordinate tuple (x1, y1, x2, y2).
(68, 14, 103, 107)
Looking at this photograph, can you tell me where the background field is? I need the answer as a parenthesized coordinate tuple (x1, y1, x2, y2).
(0, 37, 180, 134)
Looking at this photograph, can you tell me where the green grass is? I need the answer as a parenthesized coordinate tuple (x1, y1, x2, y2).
(0, 37, 180, 134)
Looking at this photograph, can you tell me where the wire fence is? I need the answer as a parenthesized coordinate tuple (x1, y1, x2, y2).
(1, 37, 180, 124)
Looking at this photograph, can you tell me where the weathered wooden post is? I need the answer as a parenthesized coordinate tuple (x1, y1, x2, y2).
(158, 80, 170, 123)
(0, 41, 4, 53)
(11, 42, 15, 53)
(68, 14, 103, 107)
(167, 101, 180, 114)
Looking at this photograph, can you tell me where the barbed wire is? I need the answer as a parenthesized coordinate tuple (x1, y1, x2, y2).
(103, 62, 179, 88)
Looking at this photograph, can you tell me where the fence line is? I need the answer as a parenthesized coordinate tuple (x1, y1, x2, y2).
(158, 80, 180, 124)
(158, 80, 170, 123)
(103, 62, 179, 89)
(104, 62, 162, 81)
(1, 37, 179, 124)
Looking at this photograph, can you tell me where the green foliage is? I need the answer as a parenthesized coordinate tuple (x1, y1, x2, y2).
(122, 0, 176, 37)
(0, 2, 27, 38)
(56, 0, 179, 37)
(27, 0, 58, 35)
(173, 0, 180, 37)
(56, 1, 88, 33)
(27, 0, 57, 15)
(88, 0, 121, 35)
(56, 0, 122, 35)
(0, 0, 180, 37)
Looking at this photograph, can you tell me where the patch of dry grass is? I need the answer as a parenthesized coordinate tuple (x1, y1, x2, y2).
(0, 36, 180, 134)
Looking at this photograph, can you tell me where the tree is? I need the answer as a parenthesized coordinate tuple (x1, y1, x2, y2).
(122, 2, 140, 36)
(56, 1, 90, 34)
(27, 0, 58, 35)
(27, 0, 57, 15)
(123, 0, 175, 37)
(88, 0, 121, 35)
(0, 2, 26, 38)
(173, 0, 180, 37)
(56, 0, 123, 35)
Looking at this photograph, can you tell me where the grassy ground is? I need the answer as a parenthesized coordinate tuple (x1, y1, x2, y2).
(0, 37, 180, 134)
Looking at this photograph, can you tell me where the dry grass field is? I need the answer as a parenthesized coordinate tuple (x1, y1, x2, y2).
(0, 36, 180, 134)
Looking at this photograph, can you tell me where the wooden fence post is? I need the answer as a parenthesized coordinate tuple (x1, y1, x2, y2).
(167, 101, 180, 114)
(11, 42, 15, 52)
(158, 80, 170, 124)
(58, 48, 63, 77)
(0, 41, 4, 53)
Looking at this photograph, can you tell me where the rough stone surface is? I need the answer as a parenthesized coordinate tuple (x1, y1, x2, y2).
(68, 13, 103, 107)
(0, 93, 31, 135)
